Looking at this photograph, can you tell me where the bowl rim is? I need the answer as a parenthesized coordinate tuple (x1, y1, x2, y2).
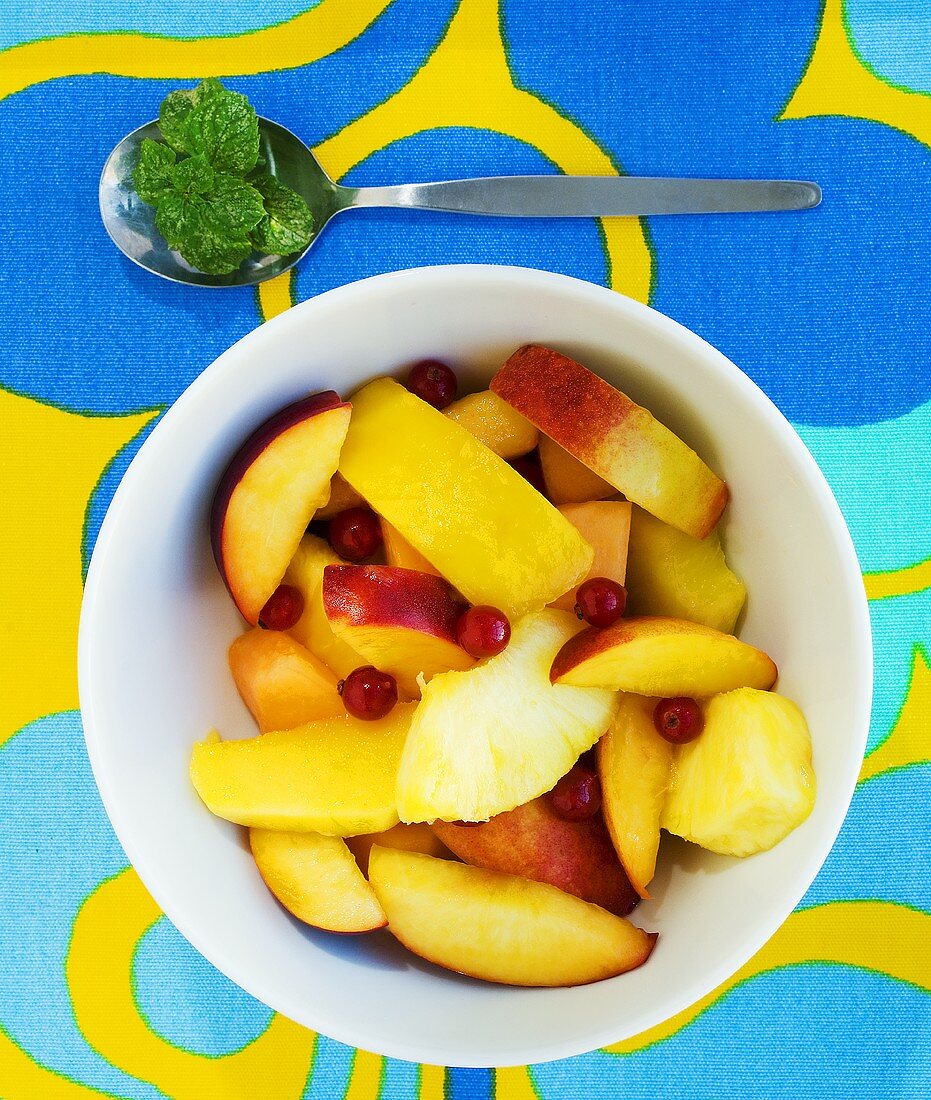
(78, 263, 872, 1067)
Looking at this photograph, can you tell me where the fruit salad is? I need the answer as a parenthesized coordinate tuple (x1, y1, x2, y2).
(191, 345, 816, 988)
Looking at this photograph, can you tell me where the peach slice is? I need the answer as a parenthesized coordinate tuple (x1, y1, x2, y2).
(538, 434, 616, 505)
(211, 392, 351, 623)
(347, 823, 451, 876)
(316, 473, 365, 520)
(662, 689, 816, 856)
(249, 828, 386, 933)
(551, 616, 777, 695)
(432, 795, 639, 915)
(551, 501, 632, 611)
(283, 534, 363, 677)
(338, 378, 593, 618)
(444, 390, 538, 458)
(228, 628, 344, 732)
(625, 505, 746, 633)
(189, 704, 414, 834)
(322, 564, 474, 696)
(598, 694, 673, 898)
(396, 609, 619, 824)
(491, 346, 728, 539)
(381, 519, 439, 575)
(368, 846, 657, 987)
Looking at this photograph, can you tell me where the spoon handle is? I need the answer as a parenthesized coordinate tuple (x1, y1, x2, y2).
(346, 176, 821, 216)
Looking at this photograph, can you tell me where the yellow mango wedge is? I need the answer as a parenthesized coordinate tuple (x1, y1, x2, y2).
(190, 705, 414, 834)
(338, 378, 593, 618)
(249, 829, 386, 933)
(368, 846, 657, 987)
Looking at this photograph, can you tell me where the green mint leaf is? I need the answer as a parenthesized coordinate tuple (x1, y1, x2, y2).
(249, 173, 315, 256)
(192, 78, 225, 104)
(158, 91, 196, 153)
(133, 139, 176, 204)
(171, 154, 215, 196)
(183, 85, 260, 175)
(153, 171, 264, 275)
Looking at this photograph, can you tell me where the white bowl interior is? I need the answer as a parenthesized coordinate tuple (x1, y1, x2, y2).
(79, 266, 870, 1067)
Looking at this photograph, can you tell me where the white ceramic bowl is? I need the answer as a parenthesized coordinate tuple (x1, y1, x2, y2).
(79, 265, 871, 1068)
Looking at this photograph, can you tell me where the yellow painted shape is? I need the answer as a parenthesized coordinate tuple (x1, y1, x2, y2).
(0, 1025, 113, 1100)
(66, 868, 315, 1099)
(313, 0, 652, 302)
(0, 387, 158, 744)
(258, 273, 295, 322)
(860, 647, 931, 784)
(418, 1063, 447, 1100)
(344, 1049, 384, 1100)
(782, 0, 931, 147)
(495, 1065, 540, 1099)
(0, 0, 395, 102)
(864, 557, 931, 601)
(605, 899, 931, 1055)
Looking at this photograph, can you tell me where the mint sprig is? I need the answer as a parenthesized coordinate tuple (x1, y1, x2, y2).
(134, 79, 314, 276)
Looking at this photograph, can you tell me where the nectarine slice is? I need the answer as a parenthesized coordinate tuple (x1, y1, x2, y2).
(551, 616, 777, 696)
(444, 390, 538, 458)
(368, 846, 656, 987)
(538, 434, 616, 505)
(625, 505, 746, 633)
(229, 628, 344, 733)
(432, 795, 638, 915)
(551, 501, 631, 611)
(250, 828, 386, 932)
(347, 823, 451, 876)
(598, 695, 673, 898)
(189, 705, 414, 834)
(323, 564, 474, 695)
(283, 534, 363, 677)
(662, 689, 816, 856)
(211, 392, 351, 623)
(338, 378, 593, 618)
(492, 346, 727, 539)
(396, 609, 618, 823)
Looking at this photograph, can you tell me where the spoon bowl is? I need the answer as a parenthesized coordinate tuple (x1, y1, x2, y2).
(99, 117, 337, 287)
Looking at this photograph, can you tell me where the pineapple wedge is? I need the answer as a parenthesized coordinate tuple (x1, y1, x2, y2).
(396, 609, 619, 823)
(625, 505, 746, 633)
(662, 688, 816, 856)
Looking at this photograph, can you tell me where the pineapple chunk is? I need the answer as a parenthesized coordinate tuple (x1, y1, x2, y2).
(662, 688, 816, 856)
(396, 609, 619, 823)
(625, 506, 746, 633)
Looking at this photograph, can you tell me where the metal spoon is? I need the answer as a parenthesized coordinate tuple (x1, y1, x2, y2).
(100, 117, 822, 288)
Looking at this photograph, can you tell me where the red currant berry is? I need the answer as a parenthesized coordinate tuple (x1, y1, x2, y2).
(508, 454, 548, 497)
(457, 605, 511, 659)
(549, 765, 602, 821)
(574, 577, 627, 628)
(406, 360, 458, 409)
(338, 666, 398, 721)
(258, 584, 304, 630)
(653, 697, 704, 744)
(328, 507, 383, 562)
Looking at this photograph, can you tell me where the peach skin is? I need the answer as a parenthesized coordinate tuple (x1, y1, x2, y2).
(322, 564, 474, 695)
(431, 795, 639, 915)
(491, 346, 727, 539)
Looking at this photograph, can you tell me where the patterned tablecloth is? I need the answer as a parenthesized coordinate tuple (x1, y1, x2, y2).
(1, 0, 929, 1096)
